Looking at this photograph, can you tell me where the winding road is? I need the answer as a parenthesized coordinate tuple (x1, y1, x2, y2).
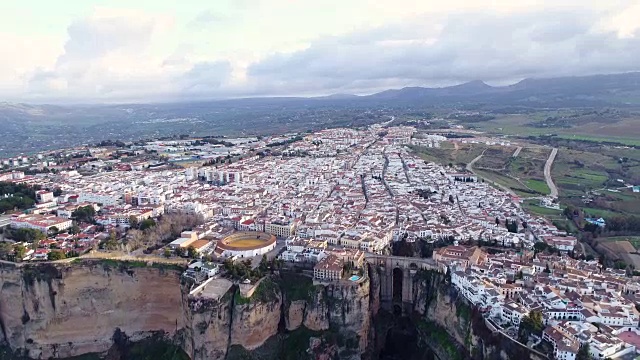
(543, 148, 559, 198)
(466, 150, 517, 197)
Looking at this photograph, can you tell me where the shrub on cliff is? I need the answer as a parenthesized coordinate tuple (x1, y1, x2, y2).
(277, 272, 315, 303)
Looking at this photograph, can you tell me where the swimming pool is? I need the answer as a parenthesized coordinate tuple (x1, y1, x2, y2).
(349, 275, 360, 281)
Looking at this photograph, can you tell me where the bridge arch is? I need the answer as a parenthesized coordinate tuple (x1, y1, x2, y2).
(364, 254, 440, 311)
(392, 267, 403, 303)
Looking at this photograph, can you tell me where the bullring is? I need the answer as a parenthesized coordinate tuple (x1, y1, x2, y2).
(216, 231, 276, 258)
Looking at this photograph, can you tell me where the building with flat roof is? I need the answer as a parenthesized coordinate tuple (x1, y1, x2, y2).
(169, 231, 199, 249)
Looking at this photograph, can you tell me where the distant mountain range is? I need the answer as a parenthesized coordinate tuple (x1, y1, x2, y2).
(2, 72, 640, 116)
(1, 72, 640, 157)
(360, 72, 640, 107)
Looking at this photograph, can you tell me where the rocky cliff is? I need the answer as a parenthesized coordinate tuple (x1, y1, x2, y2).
(411, 269, 548, 360)
(182, 272, 371, 360)
(181, 285, 232, 360)
(1, 257, 547, 360)
(0, 260, 184, 359)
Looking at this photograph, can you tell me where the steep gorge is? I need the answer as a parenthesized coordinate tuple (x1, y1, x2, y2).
(0, 261, 542, 360)
(0, 262, 373, 360)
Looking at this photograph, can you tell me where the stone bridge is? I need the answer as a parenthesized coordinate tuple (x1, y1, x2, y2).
(365, 254, 441, 308)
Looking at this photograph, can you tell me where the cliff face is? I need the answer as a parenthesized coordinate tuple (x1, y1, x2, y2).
(0, 261, 374, 360)
(230, 289, 281, 350)
(182, 273, 372, 360)
(0, 259, 552, 360)
(411, 270, 548, 360)
(326, 280, 370, 353)
(301, 286, 330, 331)
(0, 261, 184, 359)
(279, 278, 370, 355)
(181, 291, 232, 360)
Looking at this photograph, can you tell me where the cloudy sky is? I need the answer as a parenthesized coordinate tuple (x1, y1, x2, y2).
(2, 0, 640, 103)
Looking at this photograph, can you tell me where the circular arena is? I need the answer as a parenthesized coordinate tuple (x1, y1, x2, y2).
(216, 231, 277, 258)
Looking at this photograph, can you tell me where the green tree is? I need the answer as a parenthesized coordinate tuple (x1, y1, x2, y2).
(0, 242, 13, 259)
(139, 218, 156, 230)
(48, 226, 59, 237)
(187, 246, 198, 259)
(174, 247, 186, 257)
(13, 244, 26, 261)
(48, 250, 66, 261)
(31, 237, 41, 250)
(71, 205, 96, 223)
(164, 248, 172, 258)
(129, 216, 139, 229)
(259, 255, 269, 273)
(534, 242, 549, 253)
(518, 310, 544, 342)
(103, 230, 119, 250)
(576, 344, 592, 360)
(69, 224, 81, 235)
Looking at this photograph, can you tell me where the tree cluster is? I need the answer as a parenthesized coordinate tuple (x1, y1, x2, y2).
(605, 215, 640, 233)
(517, 310, 544, 343)
(222, 255, 282, 282)
(96, 139, 126, 148)
(0, 242, 27, 261)
(266, 136, 303, 148)
(48, 250, 66, 261)
(72, 205, 96, 224)
(452, 176, 475, 182)
(392, 238, 416, 257)
(170, 245, 199, 259)
(125, 213, 203, 251)
(505, 219, 519, 233)
(101, 230, 120, 250)
(128, 216, 156, 231)
(5, 227, 46, 243)
(0, 182, 40, 213)
(576, 344, 592, 360)
(223, 258, 262, 282)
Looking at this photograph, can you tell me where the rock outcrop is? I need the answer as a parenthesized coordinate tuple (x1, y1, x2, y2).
(0, 261, 184, 359)
(181, 273, 371, 360)
(285, 300, 306, 331)
(301, 288, 330, 331)
(326, 279, 371, 353)
(181, 290, 232, 360)
(229, 284, 282, 350)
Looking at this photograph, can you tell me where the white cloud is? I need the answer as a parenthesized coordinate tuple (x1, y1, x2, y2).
(0, 1, 638, 102)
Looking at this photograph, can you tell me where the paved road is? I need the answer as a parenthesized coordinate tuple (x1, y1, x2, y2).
(543, 148, 559, 198)
(0, 215, 11, 227)
(0, 215, 10, 241)
(512, 146, 523, 158)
